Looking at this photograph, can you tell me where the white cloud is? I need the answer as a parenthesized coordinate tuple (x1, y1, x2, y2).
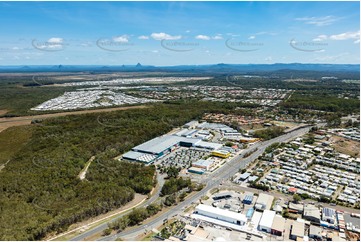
(185, 30, 191, 33)
(226, 33, 240, 37)
(48, 37, 63, 44)
(150, 32, 181, 40)
(313, 35, 328, 42)
(113, 35, 129, 43)
(138, 35, 149, 40)
(35, 37, 64, 49)
(311, 31, 360, 44)
(152, 50, 159, 53)
(329, 31, 360, 41)
(295, 16, 339, 26)
(12, 46, 20, 50)
(212, 34, 223, 40)
(253, 31, 277, 36)
(248, 36, 256, 40)
(313, 52, 349, 62)
(195, 35, 211, 40)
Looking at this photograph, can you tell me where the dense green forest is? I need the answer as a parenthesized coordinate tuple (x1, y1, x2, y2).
(254, 126, 285, 140)
(280, 92, 360, 114)
(0, 101, 248, 240)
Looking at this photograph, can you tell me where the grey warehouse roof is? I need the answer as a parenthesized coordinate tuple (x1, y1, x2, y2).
(132, 135, 202, 154)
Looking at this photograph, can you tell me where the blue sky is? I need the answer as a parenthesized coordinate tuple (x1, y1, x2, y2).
(0, 1, 359, 65)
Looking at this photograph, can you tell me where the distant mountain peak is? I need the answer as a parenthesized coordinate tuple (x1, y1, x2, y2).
(135, 63, 142, 68)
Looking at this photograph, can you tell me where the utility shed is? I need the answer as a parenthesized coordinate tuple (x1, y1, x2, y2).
(258, 210, 276, 233)
(271, 215, 286, 236)
(194, 204, 247, 226)
(290, 221, 305, 240)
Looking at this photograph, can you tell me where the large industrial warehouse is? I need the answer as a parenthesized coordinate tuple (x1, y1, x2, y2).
(122, 134, 224, 164)
(193, 204, 247, 226)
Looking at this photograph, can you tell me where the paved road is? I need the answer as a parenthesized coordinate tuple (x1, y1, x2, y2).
(69, 173, 165, 241)
(97, 126, 313, 241)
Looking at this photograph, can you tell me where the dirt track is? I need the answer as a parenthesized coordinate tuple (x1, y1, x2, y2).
(0, 105, 147, 133)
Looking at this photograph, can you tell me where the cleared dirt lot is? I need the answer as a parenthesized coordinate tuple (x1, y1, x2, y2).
(0, 105, 147, 133)
(329, 135, 360, 158)
(0, 109, 7, 116)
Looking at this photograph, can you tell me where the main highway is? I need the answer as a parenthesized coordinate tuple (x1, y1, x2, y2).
(94, 125, 313, 241)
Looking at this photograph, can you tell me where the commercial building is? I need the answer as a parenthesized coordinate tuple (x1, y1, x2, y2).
(123, 134, 223, 164)
(242, 193, 254, 205)
(122, 151, 157, 164)
(183, 120, 199, 129)
(196, 141, 223, 151)
(303, 204, 321, 224)
(192, 159, 214, 171)
(288, 203, 304, 214)
(255, 193, 274, 211)
(175, 129, 198, 138)
(290, 221, 305, 240)
(271, 215, 286, 236)
(309, 225, 322, 240)
(195, 130, 212, 140)
(322, 207, 336, 224)
(211, 150, 231, 159)
(258, 210, 276, 233)
(188, 167, 205, 175)
(194, 204, 247, 226)
(251, 211, 263, 228)
(213, 192, 232, 201)
(132, 135, 200, 156)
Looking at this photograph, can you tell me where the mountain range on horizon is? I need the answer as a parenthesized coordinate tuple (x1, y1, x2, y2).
(0, 63, 359, 73)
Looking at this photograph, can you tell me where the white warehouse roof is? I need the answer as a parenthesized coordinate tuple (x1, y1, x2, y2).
(259, 210, 276, 229)
(195, 204, 247, 223)
(196, 141, 223, 150)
